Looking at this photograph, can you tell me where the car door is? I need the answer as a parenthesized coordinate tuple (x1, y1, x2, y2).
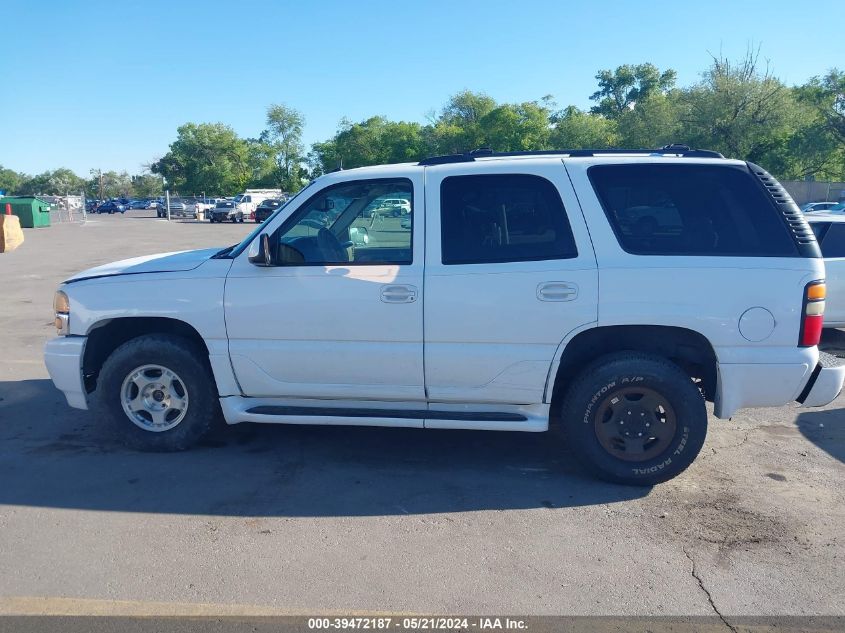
(225, 173, 425, 403)
(423, 161, 598, 405)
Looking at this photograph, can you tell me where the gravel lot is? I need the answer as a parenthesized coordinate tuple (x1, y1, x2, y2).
(0, 212, 843, 619)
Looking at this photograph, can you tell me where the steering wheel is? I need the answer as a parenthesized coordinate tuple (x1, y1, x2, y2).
(317, 228, 348, 263)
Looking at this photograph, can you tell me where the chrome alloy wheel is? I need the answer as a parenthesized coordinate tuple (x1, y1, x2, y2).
(120, 364, 189, 432)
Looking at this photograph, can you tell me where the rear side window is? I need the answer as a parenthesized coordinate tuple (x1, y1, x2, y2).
(814, 223, 845, 258)
(589, 164, 798, 257)
(440, 174, 578, 265)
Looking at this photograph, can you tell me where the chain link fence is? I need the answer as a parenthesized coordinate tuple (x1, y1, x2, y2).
(39, 195, 87, 223)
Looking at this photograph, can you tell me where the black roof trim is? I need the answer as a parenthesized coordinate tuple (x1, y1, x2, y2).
(418, 144, 724, 165)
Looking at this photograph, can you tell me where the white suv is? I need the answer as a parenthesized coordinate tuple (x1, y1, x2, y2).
(44, 146, 845, 485)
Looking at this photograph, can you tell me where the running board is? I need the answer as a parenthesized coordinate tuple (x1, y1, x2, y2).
(219, 397, 549, 432)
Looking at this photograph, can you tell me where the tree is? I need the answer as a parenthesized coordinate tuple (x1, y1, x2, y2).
(131, 173, 164, 198)
(476, 100, 552, 151)
(310, 116, 427, 173)
(549, 106, 618, 148)
(86, 170, 133, 199)
(615, 92, 684, 148)
(590, 63, 677, 118)
(679, 50, 796, 164)
(261, 104, 306, 192)
(18, 168, 86, 195)
(151, 123, 252, 195)
(0, 166, 26, 194)
(797, 69, 845, 143)
(431, 90, 498, 152)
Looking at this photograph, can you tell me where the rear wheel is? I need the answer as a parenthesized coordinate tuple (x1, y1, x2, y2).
(560, 352, 707, 485)
(96, 334, 218, 451)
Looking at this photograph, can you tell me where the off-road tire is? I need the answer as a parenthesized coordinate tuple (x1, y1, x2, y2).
(560, 352, 707, 485)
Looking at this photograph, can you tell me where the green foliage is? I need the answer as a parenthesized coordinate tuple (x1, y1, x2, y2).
(87, 170, 133, 199)
(130, 173, 164, 198)
(549, 106, 618, 148)
(262, 104, 306, 192)
(0, 166, 25, 194)
(590, 63, 677, 118)
(310, 116, 427, 174)
(151, 123, 253, 196)
(799, 69, 845, 143)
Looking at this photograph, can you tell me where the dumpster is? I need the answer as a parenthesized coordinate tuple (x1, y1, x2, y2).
(1, 197, 51, 228)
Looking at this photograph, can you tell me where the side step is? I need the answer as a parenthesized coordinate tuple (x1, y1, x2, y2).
(218, 397, 550, 432)
(246, 406, 526, 422)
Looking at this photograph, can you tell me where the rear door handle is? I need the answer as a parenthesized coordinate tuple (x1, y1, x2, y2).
(380, 284, 418, 303)
(537, 282, 578, 302)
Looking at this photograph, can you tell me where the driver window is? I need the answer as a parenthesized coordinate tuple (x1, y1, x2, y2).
(276, 178, 413, 265)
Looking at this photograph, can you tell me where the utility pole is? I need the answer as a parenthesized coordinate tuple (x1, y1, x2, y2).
(165, 190, 171, 221)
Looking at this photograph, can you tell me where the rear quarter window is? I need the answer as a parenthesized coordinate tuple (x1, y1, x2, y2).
(588, 164, 798, 257)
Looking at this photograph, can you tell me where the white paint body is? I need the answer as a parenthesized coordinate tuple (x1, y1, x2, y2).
(44, 156, 844, 430)
(805, 214, 845, 328)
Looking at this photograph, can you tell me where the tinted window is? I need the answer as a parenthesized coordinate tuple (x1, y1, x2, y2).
(274, 178, 412, 265)
(818, 223, 845, 258)
(589, 164, 797, 257)
(440, 174, 577, 265)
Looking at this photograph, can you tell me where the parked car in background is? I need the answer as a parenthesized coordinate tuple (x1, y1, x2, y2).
(128, 199, 148, 209)
(193, 198, 223, 216)
(157, 201, 189, 218)
(209, 200, 243, 223)
(253, 198, 284, 223)
(802, 202, 840, 213)
(231, 189, 283, 220)
(382, 197, 412, 216)
(807, 213, 845, 328)
(820, 202, 845, 215)
(96, 201, 126, 214)
(146, 200, 159, 209)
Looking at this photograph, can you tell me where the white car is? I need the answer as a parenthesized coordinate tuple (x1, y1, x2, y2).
(807, 213, 845, 327)
(44, 145, 845, 485)
(801, 201, 840, 214)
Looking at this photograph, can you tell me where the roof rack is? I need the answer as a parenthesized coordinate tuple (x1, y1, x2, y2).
(417, 144, 725, 166)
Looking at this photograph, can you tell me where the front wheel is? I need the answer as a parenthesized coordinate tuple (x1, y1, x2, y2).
(96, 334, 218, 451)
(560, 352, 707, 485)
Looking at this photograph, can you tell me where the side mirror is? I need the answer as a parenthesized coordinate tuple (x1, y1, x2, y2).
(248, 233, 274, 266)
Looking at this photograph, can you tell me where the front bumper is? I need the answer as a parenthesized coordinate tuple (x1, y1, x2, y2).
(44, 336, 88, 410)
(798, 352, 845, 408)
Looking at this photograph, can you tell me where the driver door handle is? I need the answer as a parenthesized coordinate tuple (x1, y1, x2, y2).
(380, 284, 418, 303)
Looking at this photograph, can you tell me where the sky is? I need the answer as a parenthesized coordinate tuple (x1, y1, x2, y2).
(1, 0, 843, 176)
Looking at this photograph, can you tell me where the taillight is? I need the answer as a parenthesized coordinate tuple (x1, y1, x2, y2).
(799, 280, 825, 347)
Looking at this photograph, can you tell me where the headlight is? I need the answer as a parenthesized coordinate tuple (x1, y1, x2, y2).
(54, 290, 70, 314)
(54, 290, 70, 335)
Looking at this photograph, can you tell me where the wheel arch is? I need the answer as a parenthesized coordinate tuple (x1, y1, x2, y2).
(82, 317, 209, 394)
(548, 324, 718, 419)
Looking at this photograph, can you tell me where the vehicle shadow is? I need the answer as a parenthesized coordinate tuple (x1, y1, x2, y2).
(0, 379, 649, 517)
(795, 408, 845, 464)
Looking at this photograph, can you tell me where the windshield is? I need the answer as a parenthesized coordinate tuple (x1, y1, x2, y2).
(223, 180, 318, 258)
(233, 194, 244, 203)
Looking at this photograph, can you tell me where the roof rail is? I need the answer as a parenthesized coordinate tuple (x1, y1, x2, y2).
(418, 144, 724, 165)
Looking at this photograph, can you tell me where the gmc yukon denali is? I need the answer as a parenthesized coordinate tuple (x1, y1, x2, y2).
(45, 146, 845, 484)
